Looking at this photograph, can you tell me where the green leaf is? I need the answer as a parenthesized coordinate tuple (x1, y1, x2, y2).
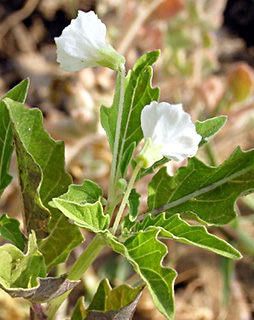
(51, 180, 110, 232)
(195, 116, 227, 147)
(128, 189, 141, 222)
(148, 147, 254, 226)
(104, 230, 177, 320)
(0, 214, 25, 251)
(71, 279, 144, 320)
(101, 51, 160, 174)
(88, 279, 144, 313)
(4, 98, 83, 269)
(0, 79, 29, 197)
(120, 142, 136, 178)
(39, 214, 84, 272)
(132, 157, 169, 182)
(134, 213, 241, 259)
(0, 232, 78, 302)
(0, 232, 45, 291)
(71, 297, 86, 320)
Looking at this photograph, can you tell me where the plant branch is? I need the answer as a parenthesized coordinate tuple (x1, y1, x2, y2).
(107, 63, 126, 216)
(111, 162, 143, 235)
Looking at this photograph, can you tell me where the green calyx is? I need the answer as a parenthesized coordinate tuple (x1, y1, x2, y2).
(97, 44, 125, 71)
(136, 138, 163, 169)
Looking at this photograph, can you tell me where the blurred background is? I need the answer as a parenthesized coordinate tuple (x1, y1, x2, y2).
(0, 0, 254, 319)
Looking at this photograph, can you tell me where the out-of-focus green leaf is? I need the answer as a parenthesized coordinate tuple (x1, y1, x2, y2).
(134, 213, 241, 259)
(0, 79, 29, 197)
(71, 297, 86, 320)
(148, 147, 254, 226)
(195, 116, 227, 147)
(50, 180, 110, 232)
(0, 214, 24, 251)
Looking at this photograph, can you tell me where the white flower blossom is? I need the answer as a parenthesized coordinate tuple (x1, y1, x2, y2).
(54, 11, 125, 72)
(137, 101, 202, 168)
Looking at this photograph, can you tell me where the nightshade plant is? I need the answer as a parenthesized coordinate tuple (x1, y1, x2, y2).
(0, 10, 253, 320)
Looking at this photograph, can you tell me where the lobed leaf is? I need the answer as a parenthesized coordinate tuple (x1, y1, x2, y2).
(71, 279, 144, 320)
(50, 180, 110, 232)
(0, 79, 29, 197)
(148, 147, 254, 225)
(104, 230, 177, 320)
(0, 232, 45, 292)
(134, 213, 241, 259)
(4, 98, 83, 269)
(0, 232, 78, 302)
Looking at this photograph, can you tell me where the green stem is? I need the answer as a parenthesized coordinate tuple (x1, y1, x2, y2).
(107, 63, 126, 216)
(111, 162, 142, 235)
(47, 234, 106, 319)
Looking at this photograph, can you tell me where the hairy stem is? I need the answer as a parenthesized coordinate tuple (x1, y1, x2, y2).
(107, 63, 126, 216)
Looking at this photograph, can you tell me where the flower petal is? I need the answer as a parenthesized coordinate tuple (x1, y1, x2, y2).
(55, 11, 125, 72)
(140, 101, 201, 163)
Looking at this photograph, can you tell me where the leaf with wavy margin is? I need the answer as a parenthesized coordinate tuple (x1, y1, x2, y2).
(4, 98, 83, 269)
(148, 147, 254, 225)
(134, 213, 241, 259)
(0, 79, 29, 197)
(103, 230, 177, 320)
(0, 232, 78, 302)
(101, 51, 160, 177)
(50, 180, 110, 232)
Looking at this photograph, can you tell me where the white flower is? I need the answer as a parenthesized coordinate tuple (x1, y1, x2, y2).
(137, 101, 202, 168)
(54, 11, 125, 72)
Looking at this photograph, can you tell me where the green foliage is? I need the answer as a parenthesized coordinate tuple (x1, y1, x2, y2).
(127, 189, 141, 222)
(4, 98, 83, 269)
(0, 45, 252, 320)
(39, 213, 84, 272)
(101, 51, 160, 178)
(120, 142, 136, 178)
(71, 280, 144, 320)
(148, 147, 254, 225)
(195, 116, 227, 147)
(104, 230, 177, 320)
(51, 180, 110, 232)
(0, 79, 29, 197)
(0, 214, 24, 251)
(0, 232, 78, 302)
(134, 213, 241, 259)
(0, 232, 45, 292)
